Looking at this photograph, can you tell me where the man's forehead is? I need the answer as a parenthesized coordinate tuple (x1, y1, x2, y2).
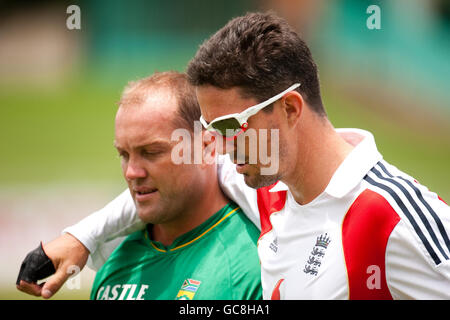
(115, 103, 178, 146)
(114, 115, 174, 149)
(118, 90, 178, 122)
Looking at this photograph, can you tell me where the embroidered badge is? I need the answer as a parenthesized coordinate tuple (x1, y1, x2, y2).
(303, 233, 331, 276)
(175, 279, 201, 300)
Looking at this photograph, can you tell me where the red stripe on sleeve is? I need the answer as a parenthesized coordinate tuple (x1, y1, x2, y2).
(342, 189, 400, 300)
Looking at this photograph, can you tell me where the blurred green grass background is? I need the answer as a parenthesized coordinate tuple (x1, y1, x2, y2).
(0, 76, 122, 185)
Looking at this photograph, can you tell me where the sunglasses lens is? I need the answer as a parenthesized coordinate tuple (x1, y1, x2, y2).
(211, 118, 242, 137)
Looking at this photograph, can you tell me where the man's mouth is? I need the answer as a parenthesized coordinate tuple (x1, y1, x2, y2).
(135, 188, 157, 194)
(133, 187, 158, 201)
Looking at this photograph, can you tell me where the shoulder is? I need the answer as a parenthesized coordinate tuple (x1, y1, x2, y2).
(362, 160, 450, 266)
(359, 161, 450, 298)
(216, 204, 260, 242)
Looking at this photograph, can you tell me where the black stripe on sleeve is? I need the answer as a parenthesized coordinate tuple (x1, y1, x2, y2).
(363, 174, 441, 265)
(370, 166, 449, 261)
(377, 161, 450, 255)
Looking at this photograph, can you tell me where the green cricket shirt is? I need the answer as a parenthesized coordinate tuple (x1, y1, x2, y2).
(90, 202, 262, 300)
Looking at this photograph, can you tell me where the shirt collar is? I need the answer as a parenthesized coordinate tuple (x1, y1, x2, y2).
(324, 128, 382, 198)
(269, 128, 382, 198)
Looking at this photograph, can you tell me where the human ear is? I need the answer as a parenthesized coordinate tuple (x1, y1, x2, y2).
(281, 91, 303, 128)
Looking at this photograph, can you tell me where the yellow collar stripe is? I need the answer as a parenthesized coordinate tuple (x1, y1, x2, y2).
(147, 206, 240, 253)
(150, 241, 167, 253)
(170, 207, 240, 252)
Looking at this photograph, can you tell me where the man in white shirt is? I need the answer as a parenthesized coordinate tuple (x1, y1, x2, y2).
(17, 12, 450, 299)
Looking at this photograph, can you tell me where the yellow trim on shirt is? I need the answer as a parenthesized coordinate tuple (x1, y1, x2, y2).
(147, 206, 240, 253)
(170, 207, 240, 252)
(151, 242, 167, 253)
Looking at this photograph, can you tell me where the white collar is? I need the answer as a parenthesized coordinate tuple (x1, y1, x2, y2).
(324, 128, 382, 198)
(269, 128, 382, 198)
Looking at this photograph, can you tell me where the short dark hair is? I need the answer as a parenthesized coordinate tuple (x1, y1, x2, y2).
(187, 11, 325, 115)
(119, 71, 201, 132)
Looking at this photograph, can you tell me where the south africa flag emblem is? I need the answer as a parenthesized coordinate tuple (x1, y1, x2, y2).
(175, 279, 202, 300)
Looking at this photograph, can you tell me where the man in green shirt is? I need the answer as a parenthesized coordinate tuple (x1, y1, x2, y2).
(91, 202, 260, 300)
(88, 71, 261, 300)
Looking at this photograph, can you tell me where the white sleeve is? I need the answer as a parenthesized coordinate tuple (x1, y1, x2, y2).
(62, 189, 144, 270)
(386, 196, 450, 299)
(217, 155, 261, 230)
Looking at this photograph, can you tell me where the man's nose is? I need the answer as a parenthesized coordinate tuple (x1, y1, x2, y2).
(125, 158, 147, 181)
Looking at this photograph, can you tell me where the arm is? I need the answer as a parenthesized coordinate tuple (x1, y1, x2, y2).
(17, 189, 143, 298)
(63, 189, 143, 263)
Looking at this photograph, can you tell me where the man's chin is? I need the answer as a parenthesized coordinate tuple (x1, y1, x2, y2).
(138, 210, 164, 224)
(242, 173, 279, 189)
(136, 204, 162, 224)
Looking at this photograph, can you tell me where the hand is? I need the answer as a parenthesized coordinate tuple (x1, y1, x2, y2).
(16, 233, 89, 299)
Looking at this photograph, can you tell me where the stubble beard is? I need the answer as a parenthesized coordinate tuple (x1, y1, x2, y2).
(241, 164, 282, 189)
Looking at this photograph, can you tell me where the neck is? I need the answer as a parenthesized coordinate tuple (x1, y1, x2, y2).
(283, 115, 354, 205)
(151, 169, 228, 246)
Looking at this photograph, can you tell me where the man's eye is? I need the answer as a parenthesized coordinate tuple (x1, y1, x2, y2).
(142, 150, 160, 157)
(118, 151, 129, 160)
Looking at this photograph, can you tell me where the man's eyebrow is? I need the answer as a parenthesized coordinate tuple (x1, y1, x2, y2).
(140, 141, 171, 149)
(113, 140, 171, 150)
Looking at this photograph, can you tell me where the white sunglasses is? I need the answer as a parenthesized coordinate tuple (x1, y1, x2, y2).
(199, 83, 301, 137)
